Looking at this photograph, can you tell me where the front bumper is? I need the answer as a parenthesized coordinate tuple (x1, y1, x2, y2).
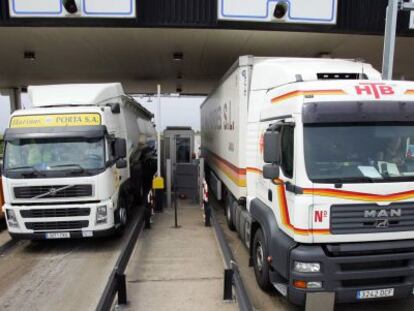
(286, 241, 414, 305)
(9, 227, 116, 240)
(3, 199, 116, 238)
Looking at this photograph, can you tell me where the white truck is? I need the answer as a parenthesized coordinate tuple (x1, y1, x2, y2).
(2, 83, 156, 239)
(201, 56, 414, 305)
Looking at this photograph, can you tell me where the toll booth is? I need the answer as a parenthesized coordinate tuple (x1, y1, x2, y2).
(162, 126, 194, 177)
(162, 127, 202, 208)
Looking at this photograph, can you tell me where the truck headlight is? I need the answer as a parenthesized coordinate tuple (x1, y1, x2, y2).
(96, 205, 108, 224)
(6, 210, 19, 228)
(294, 262, 321, 273)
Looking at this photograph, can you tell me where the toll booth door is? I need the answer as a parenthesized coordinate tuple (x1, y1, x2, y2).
(175, 136, 191, 164)
(175, 163, 199, 203)
(171, 134, 192, 178)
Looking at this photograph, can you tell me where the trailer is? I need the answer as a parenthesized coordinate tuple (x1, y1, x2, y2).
(201, 56, 414, 305)
(2, 83, 156, 239)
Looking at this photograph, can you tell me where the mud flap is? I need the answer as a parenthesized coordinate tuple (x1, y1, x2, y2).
(305, 292, 335, 311)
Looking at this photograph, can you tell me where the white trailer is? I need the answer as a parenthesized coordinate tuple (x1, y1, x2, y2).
(201, 56, 414, 305)
(2, 83, 156, 239)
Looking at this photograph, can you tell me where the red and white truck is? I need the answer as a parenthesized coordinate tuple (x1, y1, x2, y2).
(201, 56, 414, 305)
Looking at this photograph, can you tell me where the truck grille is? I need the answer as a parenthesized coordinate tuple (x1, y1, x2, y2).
(25, 221, 89, 231)
(14, 185, 93, 199)
(20, 208, 90, 218)
(330, 202, 414, 234)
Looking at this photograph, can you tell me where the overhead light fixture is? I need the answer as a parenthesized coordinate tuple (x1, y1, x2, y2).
(173, 52, 183, 61)
(24, 51, 36, 61)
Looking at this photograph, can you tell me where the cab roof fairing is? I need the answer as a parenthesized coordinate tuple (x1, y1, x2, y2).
(250, 57, 382, 91)
(28, 83, 125, 107)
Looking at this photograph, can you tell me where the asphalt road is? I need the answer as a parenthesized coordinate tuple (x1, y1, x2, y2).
(0, 215, 136, 311)
(212, 200, 414, 311)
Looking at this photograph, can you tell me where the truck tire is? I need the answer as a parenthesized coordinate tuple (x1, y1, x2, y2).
(115, 194, 128, 236)
(252, 228, 272, 291)
(225, 194, 235, 231)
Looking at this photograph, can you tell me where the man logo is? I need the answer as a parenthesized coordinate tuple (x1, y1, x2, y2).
(375, 219, 389, 228)
(364, 209, 402, 218)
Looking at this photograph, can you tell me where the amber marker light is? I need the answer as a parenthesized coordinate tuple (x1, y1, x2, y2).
(293, 280, 307, 289)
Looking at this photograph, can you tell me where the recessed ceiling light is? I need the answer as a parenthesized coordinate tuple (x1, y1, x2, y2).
(24, 51, 36, 61)
(173, 52, 183, 61)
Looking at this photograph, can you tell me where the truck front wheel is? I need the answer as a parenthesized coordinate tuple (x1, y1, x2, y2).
(114, 194, 128, 236)
(252, 228, 272, 291)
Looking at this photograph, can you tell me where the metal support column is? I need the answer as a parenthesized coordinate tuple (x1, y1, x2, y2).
(382, 0, 414, 80)
(166, 158, 172, 209)
(199, 158, 204, 209)
(116, 273, 127, 305)
(1, 88, 21, 113)
(223, 269, 234, 301)
(382, 0, 400, 80)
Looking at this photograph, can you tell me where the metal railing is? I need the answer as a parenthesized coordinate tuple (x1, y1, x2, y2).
(96, 207, 146, 311)
(211, 207, 254, 311)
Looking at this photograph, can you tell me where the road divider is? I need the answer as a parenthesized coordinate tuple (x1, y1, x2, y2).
(211, 207, 253, 311)
(96, 207, 146, 311)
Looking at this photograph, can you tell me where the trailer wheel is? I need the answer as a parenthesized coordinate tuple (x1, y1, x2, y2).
(252, 228, 272, 291)
(225, 194, 235, 231)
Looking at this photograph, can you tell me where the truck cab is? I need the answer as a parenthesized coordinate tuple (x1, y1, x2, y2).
(256, 79, 414, 304)
(2, 83, 156, 239)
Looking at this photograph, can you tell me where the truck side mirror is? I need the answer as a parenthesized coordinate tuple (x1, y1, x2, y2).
(264, 130, 281, 164)
(263, 164, 280, 180)
(116, 159, 127, 169)
(114, 138, 127, 160)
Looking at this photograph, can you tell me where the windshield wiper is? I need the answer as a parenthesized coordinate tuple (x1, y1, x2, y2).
(7, 166, 46, 177)
(315, 176, 382, 185)
(49, 164, 85, 173)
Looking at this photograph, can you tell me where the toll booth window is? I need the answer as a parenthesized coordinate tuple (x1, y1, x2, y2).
(176, 137, 190, 163)
(281, 126, 294, 178)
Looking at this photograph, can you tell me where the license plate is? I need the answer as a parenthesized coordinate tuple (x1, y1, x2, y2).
(45, 232, 71, 239)
(82, 231, 93, 238)
(357, 288, 394, 299)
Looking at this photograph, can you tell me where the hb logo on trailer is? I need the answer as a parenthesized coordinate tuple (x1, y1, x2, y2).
(218, 0, 337, 25)
(9, 0, 136, 18)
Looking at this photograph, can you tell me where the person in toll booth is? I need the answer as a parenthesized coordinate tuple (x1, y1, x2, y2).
(202, 178, 211, 227)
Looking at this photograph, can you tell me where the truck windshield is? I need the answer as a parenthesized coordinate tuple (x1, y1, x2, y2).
(4, 137, 105, 177)
(304, 123, 414, 183)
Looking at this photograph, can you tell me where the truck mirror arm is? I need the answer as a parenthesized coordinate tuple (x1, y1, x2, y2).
(284, 181, 303, 194)
(272, 178, 284, 186)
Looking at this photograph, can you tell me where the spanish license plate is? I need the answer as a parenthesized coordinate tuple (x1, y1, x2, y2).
(357, 288, 394, 299)
(45, 232, 71, 239)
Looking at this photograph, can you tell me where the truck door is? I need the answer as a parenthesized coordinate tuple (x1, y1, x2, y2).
(258, 122, 296, 234)
(277, 124, 295, 232)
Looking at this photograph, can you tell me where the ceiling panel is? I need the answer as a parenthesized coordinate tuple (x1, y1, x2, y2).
(0, 27, 412, 94)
